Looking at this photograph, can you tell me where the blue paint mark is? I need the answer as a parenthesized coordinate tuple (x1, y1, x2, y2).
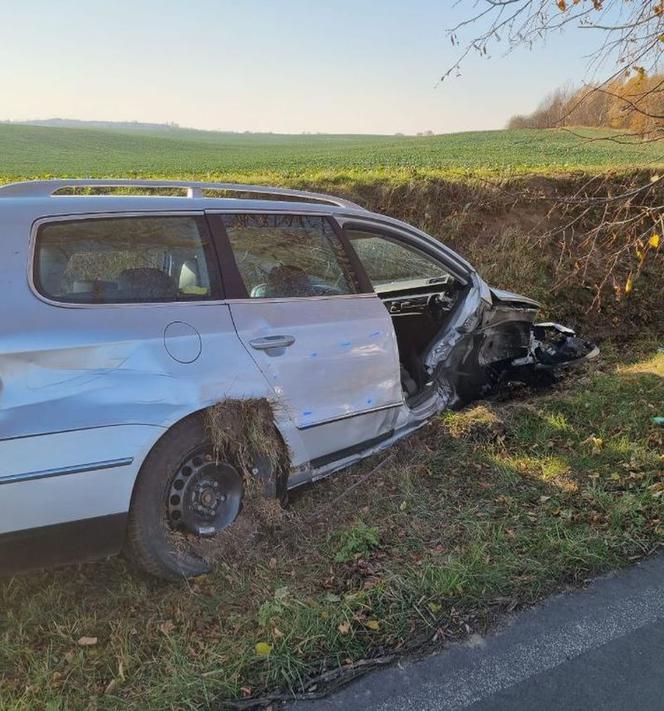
(302, 410, 313, 416)
(366, 398, 374, 405)
(309, 352, 318, 358)
(340, 340, 352, 347)
(370, 330, 381, 337)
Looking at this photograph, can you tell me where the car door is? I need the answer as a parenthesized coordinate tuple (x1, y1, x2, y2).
(209, 211, 403, 464)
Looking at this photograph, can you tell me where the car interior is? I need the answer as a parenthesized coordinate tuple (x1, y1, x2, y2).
(35, 217, 214, 304)
(345, 228, 466, 401)
(38, 251, 212, 303)
(377, 276, 464, 399)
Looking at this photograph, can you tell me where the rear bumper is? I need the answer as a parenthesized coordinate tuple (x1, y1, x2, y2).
(0, 424, 163, 575)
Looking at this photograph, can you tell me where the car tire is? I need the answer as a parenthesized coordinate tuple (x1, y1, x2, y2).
(125, 416, 242, 581)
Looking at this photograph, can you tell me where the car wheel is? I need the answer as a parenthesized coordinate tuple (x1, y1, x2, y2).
(125, 416, 243, 580)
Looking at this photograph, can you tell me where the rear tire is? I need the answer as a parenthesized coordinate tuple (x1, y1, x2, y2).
(125, 417, 241, 581)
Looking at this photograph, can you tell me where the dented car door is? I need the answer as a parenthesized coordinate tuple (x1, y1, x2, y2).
(211, 212, 404, 464)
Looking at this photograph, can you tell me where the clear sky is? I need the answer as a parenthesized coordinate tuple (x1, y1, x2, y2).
(0, 0, 609, 135)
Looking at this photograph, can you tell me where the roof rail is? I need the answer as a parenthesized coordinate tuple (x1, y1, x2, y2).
(0, 179, 363, 209)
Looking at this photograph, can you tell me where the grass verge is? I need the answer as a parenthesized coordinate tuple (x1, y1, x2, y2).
(1, 342, 662, 709)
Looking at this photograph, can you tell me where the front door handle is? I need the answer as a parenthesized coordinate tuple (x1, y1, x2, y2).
(249, 335, 296, 351)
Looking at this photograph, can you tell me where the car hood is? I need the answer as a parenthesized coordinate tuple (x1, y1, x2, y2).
(490, 287, 540, 309)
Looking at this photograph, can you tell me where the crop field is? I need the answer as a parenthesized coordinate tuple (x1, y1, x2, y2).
(0, 123, 662, 180)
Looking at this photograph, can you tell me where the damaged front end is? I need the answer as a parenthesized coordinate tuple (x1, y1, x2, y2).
(505, 322, 600, 383)
(423, 284, 599, 410)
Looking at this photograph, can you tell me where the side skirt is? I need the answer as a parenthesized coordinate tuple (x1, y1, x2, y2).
(309, 430, 395, 470)
(288, 423, 428, 490)
(0, 513, 127, 577)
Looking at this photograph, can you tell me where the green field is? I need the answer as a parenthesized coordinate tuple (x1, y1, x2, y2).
(1, 123, 662, 180)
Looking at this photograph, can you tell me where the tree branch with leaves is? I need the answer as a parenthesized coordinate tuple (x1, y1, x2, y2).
(446, 0, 663, 305)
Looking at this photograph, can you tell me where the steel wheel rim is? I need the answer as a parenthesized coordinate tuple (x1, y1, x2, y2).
(167, 449, 242, 537)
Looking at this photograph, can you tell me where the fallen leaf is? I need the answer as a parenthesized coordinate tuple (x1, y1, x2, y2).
(255, 642, 272, 657)
(648, 482, 664, 498)
(649, 233, 661, 249)
(159, 621, 175, 635)
(582, 435, 604, 454)
(365, 619, 380, 631)
(625, 276, 634, 294)
(77, 636, 98, 647)
(338, 621, 351, 635)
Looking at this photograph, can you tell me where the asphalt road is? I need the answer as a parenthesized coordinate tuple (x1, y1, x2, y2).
(288, 554, 664, 711)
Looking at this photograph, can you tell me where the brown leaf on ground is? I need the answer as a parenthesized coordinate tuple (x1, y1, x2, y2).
(77, 636, 98, 647)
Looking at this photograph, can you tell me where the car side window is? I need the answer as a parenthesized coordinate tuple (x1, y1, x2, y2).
(34, 216, 220, 304)
(222, 214, 357, 298)
(345, 228, 451, 290)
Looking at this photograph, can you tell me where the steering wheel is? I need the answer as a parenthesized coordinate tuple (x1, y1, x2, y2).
(309, 283, 343, 296)
(250, 282, 269, 298)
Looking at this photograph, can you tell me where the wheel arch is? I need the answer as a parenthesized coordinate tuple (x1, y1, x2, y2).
(123, 396, 295, 578)
(127, 396, 297, 511)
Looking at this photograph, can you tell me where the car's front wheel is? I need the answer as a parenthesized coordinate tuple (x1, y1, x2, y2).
(125, 417, 243, 580)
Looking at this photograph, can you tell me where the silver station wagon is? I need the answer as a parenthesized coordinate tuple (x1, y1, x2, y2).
(0, 179, 598, 580)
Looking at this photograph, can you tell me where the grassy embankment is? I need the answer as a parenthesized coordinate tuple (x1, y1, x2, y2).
(0, 124, 662, 708)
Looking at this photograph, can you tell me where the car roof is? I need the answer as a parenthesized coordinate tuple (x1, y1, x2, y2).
(0, 179, 475, 281)
(0, 179, 370, 218)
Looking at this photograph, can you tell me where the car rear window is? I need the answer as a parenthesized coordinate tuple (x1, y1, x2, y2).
(34, 216, 221, 304)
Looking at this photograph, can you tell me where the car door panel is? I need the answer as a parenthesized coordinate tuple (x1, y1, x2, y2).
(229, 295, 402, 430)
(212, 211, 403, 463)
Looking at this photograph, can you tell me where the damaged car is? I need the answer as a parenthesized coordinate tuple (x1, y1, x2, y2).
(0, 179, 598, 580)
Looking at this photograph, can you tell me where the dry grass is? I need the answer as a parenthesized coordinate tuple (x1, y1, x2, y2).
(204, 399, 290, 478)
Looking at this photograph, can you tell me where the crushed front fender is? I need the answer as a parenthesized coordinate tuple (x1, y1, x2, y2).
(511, 322, 600, 370)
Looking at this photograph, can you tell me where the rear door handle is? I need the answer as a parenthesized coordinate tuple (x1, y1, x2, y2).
(249, 335, 296, 350)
